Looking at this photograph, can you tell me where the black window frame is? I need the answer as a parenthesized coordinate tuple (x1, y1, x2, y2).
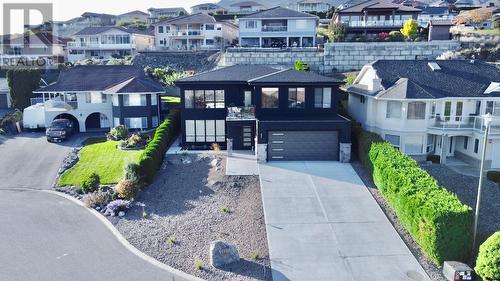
(474, 138, 479, 153)
(261, 88, 279, 109)
(464, 136, 468, 150)
(287, 87, 305, 109)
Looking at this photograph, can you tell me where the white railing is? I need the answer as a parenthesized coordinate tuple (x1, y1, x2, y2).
(428, 115, 500, 134)
(345, 20, 405, 27)
(68, 42, 134, 48)
(227, 106, 255, 121)
(262, 26, 288, 32)
(169, 30, 203, 36)
(31, 96, 78, 110)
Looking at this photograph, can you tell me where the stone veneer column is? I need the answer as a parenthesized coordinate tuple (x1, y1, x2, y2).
(256, 144, 267, 163)
(339, 143, 352, 163)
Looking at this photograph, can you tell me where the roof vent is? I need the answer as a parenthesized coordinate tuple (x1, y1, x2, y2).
(470, 59, 475, 64)
(428, 62, 441, 71)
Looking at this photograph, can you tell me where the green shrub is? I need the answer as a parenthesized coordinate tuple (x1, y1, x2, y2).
(486, 170, 500, 184)
(426, 154, 441, 164)
(115, 179, 139, 199)
(108, 125, 129, 141)
(83, 190, 111, 208)
(369, 142, 473, 265)
(388, 31, 404, 42)
(294, 60, 310, 71)
(137, 109, 180, 183)
(81, 173, 100, 194)
(351, 122, 384, 174)
(475, 232, 500, 281)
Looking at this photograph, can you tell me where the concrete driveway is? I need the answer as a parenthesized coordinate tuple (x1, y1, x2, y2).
(0, 133, 197, 281)
(258, 161, 430, 281)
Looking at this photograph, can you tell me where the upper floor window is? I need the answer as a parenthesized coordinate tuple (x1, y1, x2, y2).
(205, 24, 215, 30)
(85, 93, 107, 104)
(359, 95, 366, 104)
(261, 88, 279, 108)
(185, 89, 224, 109)
(386, 101, 402, 119)
(151, 94, 157, 106)
(245, 20, 257, 29)
(486, 101, 493, 114)
(407, 102, 426, 120)
(101, 34, 130, 44)
(158, 26, 164, 33)
(288, 88, 305, 109)
(314, 88, 331, 108)
(123, 94, 147, 106)
(112, 94, 119, 106)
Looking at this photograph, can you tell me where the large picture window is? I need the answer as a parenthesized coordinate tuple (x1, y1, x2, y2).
(288, 88, 305, 108)
(407, 102, 426, 120)
(314, 88, 331, 108)
(185, 89, 224, 109)
(385, 134, 400, 149)
(261, 88, 279, 108)
(386, 101, 402, 119)
(124, 117, 147, 129)
(185, 120, 226, 143)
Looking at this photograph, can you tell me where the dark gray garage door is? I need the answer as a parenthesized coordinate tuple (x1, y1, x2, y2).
(268, 131, 339, 161)
(0, 93, 8, 109)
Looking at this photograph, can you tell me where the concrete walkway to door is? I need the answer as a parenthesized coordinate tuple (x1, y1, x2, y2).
(258, 161, 430, 281)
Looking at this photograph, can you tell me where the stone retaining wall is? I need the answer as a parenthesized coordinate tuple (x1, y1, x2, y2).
(221, 41, 461, 73)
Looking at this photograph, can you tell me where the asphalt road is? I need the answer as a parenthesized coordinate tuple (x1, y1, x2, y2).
(0, 132, 197, 281)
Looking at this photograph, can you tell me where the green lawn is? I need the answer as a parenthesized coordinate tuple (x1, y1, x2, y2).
(161, 96, 180, 103)
(58, 140, 142, 186)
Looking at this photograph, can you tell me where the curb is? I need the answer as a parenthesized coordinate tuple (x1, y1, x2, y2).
(41, 189, 205, 281)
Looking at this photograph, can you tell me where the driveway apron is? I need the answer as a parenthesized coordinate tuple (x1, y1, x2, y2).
(258, 161, 430, 281)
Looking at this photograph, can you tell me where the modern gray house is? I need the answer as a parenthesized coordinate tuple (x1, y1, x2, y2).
(26, 65, 164, 132)
(176, 65, 351, 162)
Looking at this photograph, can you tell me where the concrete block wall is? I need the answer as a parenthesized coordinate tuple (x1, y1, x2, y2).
(221, 41, 461, 73)
(323, 41, 461, 72)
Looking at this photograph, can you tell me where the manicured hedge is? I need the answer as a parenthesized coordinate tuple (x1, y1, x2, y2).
(351, 122, 384, 174)
(475, 232, 500, 281)
(137, 109, 180, 183)
(369, 142, 473, 265)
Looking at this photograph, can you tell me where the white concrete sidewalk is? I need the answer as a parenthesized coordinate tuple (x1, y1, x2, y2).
(258, 161, 430, 281)
(226, 150, 259, 176)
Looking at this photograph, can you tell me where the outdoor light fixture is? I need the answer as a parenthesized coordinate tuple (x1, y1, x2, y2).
(472, 113, 493, 252)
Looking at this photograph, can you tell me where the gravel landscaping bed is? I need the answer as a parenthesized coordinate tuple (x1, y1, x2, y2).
(112, 154, 272, 281)
(351, 161, 447, 281)
(421, 164, 500, 242)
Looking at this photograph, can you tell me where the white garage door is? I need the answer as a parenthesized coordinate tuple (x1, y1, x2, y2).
(268, 131, 339, 161)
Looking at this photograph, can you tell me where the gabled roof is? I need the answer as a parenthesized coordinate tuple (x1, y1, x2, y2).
(351, 60, 500, 99)
(420, 6, 452, 14)
(34, 65, 164, 93)
(81, 12, 116, 18)
(176, 65, 278, 83)
(191, 3, 224, 9)
(176, 65, 340, 85)
(118, 10, 149, 17)
(241, 6, 319, 19)
(74, 26, 153, 36)
(249, 69, 341, 84)
(339, 0, 421, 12)
(230, 1, 266, 7)
(154, 13, 216, 25)
(148, 7, 188, 13)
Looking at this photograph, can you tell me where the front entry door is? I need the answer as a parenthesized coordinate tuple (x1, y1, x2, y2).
(233, 125, 254, 150)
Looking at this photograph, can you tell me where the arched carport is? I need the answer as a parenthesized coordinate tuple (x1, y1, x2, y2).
(85, 112, 110, 132)
(54, 113, 80, 132)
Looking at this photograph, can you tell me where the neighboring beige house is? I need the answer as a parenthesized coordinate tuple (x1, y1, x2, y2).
(191, 3, 228, 14)
(67, 26, 154, 62)
(148, 7, 189, 23)
(347, 60, 500, 169)
(116, 10, 149, 23)
(153, 13, 239, 50)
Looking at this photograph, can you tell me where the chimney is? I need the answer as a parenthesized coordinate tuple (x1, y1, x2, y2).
(369, 78, 382, 92)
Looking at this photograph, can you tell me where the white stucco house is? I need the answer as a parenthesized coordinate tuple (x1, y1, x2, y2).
(238, 6, 319, 48)
(153, 13, 239, 50)
(67, 26, 154, 62)
(347, 60, 500, 169)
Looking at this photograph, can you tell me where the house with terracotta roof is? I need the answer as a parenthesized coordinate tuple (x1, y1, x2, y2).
(67, 26, 154, 62)
(153, 13, 238, 50)
(332, 0, 421, 37)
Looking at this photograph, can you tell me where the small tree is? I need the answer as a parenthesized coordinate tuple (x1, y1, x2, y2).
(6, 68, 41, 110)
(294, 60, 310, 71)
(475, 232, 500, 281)
(400, 19, 418, 40)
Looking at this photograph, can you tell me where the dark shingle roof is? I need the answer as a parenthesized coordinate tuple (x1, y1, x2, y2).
(34, 65, 164, 93)
(176, 65, 339, 85)
(421, 6, 451, 14)
(241, 6, 319, 19)
(74, 26, 153, 36)
(339, 0, 421, 13)
(249, 69, 341, 84)
(154, 13, 216, 25)
(370, 60, 500, 99)
(176, 65, 279, 83)
(118, 10, 148, 17)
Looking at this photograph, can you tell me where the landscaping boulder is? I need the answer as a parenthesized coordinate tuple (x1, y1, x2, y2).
(210, 240, 240, 267)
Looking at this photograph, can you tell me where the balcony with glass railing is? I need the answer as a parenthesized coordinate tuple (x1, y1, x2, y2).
(169, 30, 204, 37)
(30, 95, 78, 111)
(261, 26, 288, 32)
(344, 20, 405, 28)
(427, 115, 500, 134)
(226, 106, 256, 121)
(67, 41, 133, 49)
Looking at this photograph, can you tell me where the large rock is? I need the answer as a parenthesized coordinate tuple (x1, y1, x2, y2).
(210, 240, 240, 267)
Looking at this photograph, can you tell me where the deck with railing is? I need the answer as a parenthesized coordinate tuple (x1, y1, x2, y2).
(226, 106, 255, 121)
(428, 115, 500, 134)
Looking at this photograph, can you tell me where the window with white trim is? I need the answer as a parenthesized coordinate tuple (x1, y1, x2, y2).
(245, 20, 257, 29)
(407, 102, 426, 120)
(85, 92, 107, 104)
(385, 134, 400, 149)
(151, 94, 157, 106)
(386, 101, 402, 119)
(123, 94, 146, 106)
(124, 117, 147, 129)
(152, 116, 159, 128)
(112, 94, 119, 106)
(314, 88, 331, 108)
